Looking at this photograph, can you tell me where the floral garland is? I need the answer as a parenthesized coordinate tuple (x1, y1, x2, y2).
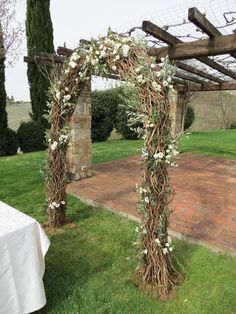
(45, 31, 182, 299)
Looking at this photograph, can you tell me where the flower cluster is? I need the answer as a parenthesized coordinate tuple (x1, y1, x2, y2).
(155, 236, 174, 254)
(50, 140, 58, 151)
(59, 133, 69, 145)
(48, 200, 66, 210)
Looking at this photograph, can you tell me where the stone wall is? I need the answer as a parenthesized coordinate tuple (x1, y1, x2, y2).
(66, 80, 92, 181)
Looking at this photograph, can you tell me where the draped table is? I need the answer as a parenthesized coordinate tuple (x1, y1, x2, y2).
(0, 201, 50, 314)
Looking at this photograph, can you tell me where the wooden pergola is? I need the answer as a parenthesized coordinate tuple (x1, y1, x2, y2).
(142, 7, 236, 92)
(23, 6, 236, 181)
(25, 7, 236, 93)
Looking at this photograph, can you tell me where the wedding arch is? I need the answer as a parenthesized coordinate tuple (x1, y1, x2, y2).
(24, 5, 236, 300)
(43, 32, 182, 299)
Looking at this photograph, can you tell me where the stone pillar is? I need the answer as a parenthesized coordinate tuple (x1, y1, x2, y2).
(169, 90, 184, 135)
(66, 80, 92, 181)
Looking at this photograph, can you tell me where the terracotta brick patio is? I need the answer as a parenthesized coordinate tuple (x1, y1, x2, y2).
(68, 154, 236, 254)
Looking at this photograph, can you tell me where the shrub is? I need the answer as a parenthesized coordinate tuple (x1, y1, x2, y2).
(17, 120, 46, 152)
(115, 104, 140, 140)
(114, 86, 141, 140)
(230, 121, 236, 129)
(91, 88, 120, 142)
(184, 106, 195, 130)
(5, 128, 19, 156)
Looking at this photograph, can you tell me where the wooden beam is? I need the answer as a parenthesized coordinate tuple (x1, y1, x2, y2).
(175, 70, 207, 84)
(24, 56, 35, 64)
(176, 82, 236, 92)
(189, 7, 236, 60)
(176, 61, 223, 83)
(39, 52, 63, 63)
(196, 57, 236, 80)
(142, 20, 236, 80)
(57, 46, 74, 56)
(188, 7, 221, 37)
(142, 20, 181, 45)
(148, 33, 236, 61)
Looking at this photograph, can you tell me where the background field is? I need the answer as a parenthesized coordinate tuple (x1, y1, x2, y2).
(6, 91, 236, 132)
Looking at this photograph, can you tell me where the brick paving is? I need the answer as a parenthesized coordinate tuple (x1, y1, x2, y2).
(68, 154, 236, 254)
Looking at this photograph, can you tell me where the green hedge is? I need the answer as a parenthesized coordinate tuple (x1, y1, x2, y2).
(91, 86, 140, 141)
(5, 128, 18, 155)
(91, 88, 120, 142)
(17, 121, 46, 152)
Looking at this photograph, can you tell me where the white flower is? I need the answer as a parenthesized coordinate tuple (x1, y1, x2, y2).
(167, 76, 172, 83)
(135, 67, 141, 73)
(91, 58, 99, 66)
(172, 149, 179, 156)
(51, 141, 58, 151)
(100, 50, 107, 58)
(121, 44, 130, 57)
(142, 228, 147, 234)
(65, 87, 69, 92)
(52, 202, 56, 207)
(155, 238, 161, 245)
(143, 249, 148, 255)
(96, 50, 100, 55)
(144, 197, 149, 203)
(165, 243, 170, 247)
(163, 80, 169, 87)
(169, 247, 173, 252)
(135, 226, 139, 233)
(61, 201, 65, 205)
(137, 75, 144, 83)
(99, 44, 104, 50)
(168, 144, 174, 149)
(70, 52, 79, 61)
(69, 60, 77, 68)
(48, 138, 51, 143)
(64, 94, 71, 101)
(151, 63, 156, 69)
(161, 57, 166, 62)
(115, 55, 120, 61)
(113, 43, 121, 53)
(152, 81, 161, 91)
(112, 65, 117, 71)
(55, 203, 60, 208)
(154, 152, 164, 159)
(56, 91, 60, 100)
(163, 248, 168, 254)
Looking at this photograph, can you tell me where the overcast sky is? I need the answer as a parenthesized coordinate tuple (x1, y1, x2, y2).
(5, 0, 216, 101)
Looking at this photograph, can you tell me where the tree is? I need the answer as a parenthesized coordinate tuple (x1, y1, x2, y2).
(184, 106, 195, 130)
(0, 0, 22, 155)
(26, 0, 54, 126)
(219, 92, 232, 129)
(0, 24, 7, 155)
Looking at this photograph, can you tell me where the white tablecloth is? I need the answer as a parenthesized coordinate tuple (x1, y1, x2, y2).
(0, 201, 50, 314)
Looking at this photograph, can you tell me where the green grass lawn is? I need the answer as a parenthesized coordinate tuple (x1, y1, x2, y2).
(94, 129, 236, 163)
(181, 129, 236, 159)
(0, 130, 236, 313)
